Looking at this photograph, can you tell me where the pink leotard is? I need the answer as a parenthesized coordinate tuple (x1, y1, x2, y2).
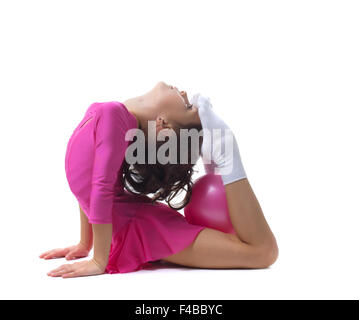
(64, 101, 206, 273)
(65, 101, 137, 224)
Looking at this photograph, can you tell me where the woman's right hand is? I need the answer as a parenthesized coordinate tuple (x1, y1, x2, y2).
(39, 242, 91, 261)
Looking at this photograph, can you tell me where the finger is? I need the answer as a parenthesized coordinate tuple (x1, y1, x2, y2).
(48, 266, 72, 277)
(48, 265, 65, 273)
(40, 249, 58, 258)
(58, 263, 84, 278)
(39, 251, 50, 258)
(41, 249, 67, 260)
(43, 252, 57, 260)
(47, 267, 65, 276)
(62, 270, 81, 279)
(44, 253, 63, 260)
(48, 270, 65, 277)
(62, 266, 96, 278)
(48, 263, 72, 276)
(43, 253, 60, 260)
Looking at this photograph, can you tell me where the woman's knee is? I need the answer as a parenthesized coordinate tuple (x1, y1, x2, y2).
(232, 237, 279, 269)
(256, 240, 279, 268)
(222, 231, 279, 269)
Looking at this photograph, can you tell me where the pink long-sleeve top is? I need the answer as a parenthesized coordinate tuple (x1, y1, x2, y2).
(65, 101, 138, 224)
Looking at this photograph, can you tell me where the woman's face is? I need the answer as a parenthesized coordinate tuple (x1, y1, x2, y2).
(152, 81, 201, 129)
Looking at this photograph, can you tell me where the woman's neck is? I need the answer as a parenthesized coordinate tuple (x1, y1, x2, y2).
(123, 94, 156, 132)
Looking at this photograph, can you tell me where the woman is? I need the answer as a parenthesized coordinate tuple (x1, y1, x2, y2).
(39, 81, 278, 278)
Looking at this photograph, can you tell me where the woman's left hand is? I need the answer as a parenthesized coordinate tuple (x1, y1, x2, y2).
(47, 259, 105, 278)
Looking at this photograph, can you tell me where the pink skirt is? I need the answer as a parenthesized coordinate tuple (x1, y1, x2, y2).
(105, 192, 206, 274)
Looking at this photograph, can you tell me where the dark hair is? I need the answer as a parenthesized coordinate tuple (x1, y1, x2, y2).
(121, 124, 202, 210)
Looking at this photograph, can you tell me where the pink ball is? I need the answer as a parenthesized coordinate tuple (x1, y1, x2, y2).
(184, 174, 237, 235)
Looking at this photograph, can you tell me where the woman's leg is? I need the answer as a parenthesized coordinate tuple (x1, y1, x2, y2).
(162, 178, 278, 269)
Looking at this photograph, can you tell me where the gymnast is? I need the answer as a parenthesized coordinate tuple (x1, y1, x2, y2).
(39, 81, 278, 278)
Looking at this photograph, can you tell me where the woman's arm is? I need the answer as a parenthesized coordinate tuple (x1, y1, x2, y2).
(46, 104, 127, 277)
(79, 204, 93, 250)
(92, 223, 112, 270)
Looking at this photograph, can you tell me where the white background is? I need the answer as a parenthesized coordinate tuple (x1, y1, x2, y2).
(0, 0, 358, 299)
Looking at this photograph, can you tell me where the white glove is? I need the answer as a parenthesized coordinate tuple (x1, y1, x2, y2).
(190, 93, 247, 185)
